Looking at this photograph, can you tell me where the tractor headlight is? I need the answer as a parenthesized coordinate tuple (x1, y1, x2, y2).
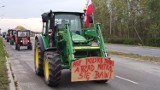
(28, 40, 29, 42)
(72, 54, 75, 58)
(105, 53, 109, 57)
(106, 53, 111, 59)
(20, 40, 22, 42)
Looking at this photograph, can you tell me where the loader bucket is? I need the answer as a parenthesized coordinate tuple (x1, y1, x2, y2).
(71, 57, 114, 82)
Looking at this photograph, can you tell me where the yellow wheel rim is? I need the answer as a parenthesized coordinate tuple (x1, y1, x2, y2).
(35, 47, 39, 69)
(45, 58, 49, 80)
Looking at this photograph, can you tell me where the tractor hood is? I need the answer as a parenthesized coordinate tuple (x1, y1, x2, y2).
(72, 33, 87, 43)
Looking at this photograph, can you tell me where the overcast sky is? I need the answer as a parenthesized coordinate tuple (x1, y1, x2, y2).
(1, 0, 87, 18)
(0, 0, 87, 32)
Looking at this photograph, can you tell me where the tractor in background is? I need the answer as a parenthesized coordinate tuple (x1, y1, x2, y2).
(2, 32, 6, 38)
(34, 11, 114, 87)
(15, 30, 32, 50)
(6, 29, 16, 44)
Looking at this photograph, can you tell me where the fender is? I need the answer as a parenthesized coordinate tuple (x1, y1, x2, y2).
(35, 34, 45, 52)
(45, 47, 57, 52)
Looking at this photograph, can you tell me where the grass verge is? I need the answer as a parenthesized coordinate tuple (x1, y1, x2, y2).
(0, 37, 9, 90)
(109, 50, 160, 63)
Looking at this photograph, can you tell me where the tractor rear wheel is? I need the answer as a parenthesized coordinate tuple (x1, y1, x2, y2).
(11, 39, 14, 45)
(34, 40, 44, 76)
(44, 51, 61, 87)
(7, 39, 9, 42)
(10, 42, 14, 45)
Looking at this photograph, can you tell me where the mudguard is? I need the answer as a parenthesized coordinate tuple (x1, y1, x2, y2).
(35, 34, 45, 52)
(45, 47, 57, 52)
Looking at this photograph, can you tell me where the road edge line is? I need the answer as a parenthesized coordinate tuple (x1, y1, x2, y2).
(6, 56, 16, 90)
(116, 75, 139, 85)
(3, 38, 18, 90)
(109, 50, 160, 65)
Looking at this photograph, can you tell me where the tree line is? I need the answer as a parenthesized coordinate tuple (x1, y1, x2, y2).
(92, 0, 160, 47)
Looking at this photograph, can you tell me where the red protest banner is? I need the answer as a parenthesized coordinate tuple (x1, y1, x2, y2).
(71, 57, 114, 82)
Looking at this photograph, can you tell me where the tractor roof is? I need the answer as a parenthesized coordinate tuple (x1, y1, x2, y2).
(16, 30, 30, 32)
(47, 11, 83, 14)
(41, 11, 84, 22)
(42, 11, 84, 17)
(8, 29, 16, 31)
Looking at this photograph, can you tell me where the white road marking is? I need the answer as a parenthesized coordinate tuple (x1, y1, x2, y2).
(116, 75, 139, 85)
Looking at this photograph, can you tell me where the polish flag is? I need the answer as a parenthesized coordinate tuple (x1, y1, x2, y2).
(85, 0, 94, 27)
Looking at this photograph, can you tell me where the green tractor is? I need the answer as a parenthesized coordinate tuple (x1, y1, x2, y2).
(34, 11, 114, 87)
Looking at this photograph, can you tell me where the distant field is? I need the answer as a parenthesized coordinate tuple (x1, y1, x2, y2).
(0, 37, 9, 90)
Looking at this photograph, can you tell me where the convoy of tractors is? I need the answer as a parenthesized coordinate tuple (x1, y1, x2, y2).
(2, 8, 114, 87)
(3, 28, 32, 50)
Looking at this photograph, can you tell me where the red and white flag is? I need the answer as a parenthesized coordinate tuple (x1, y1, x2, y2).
(85, 0, 94, 27)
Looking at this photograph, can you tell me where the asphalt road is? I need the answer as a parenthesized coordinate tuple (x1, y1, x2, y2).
(4, 39, 160, 90)
(106, 44, 160, 57)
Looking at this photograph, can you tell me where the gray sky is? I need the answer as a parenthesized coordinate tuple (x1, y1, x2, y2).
(0, 0, 87, 32)
(0, 0, 87, 18)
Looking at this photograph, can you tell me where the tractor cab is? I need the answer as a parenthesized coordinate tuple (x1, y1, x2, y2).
(15, 30, 32, 50)
(41, 11, 87, 47)
(42, 12, 83, 31)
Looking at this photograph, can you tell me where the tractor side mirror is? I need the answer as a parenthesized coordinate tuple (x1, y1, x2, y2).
(42, 13, 49, 22)
(48, 10, 53, 17)
(89, 15, 93, 23)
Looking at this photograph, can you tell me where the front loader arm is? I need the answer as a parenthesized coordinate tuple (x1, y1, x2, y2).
(82, 23, 108, 58)
(64, 24, 74, 66)
(94, 23, 108, 58)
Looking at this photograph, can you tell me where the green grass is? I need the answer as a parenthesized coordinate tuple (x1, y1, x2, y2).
(0, 37, 9, 90)
(109, 50, 160, 63)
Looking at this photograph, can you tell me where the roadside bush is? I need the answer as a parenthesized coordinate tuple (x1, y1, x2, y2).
(145, 37, 160, 47)
(0, 37, 9, 90)
(106, 37, 140, 45)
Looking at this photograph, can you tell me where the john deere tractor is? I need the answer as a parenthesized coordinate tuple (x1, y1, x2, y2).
(34, 11, 114, 87)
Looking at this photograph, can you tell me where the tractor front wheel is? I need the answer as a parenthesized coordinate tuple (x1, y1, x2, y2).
(7, 39, 9, 42)
(44, 51, 61, 87)
(30, 45, 32, 50)
(34, 40, 43, 76)
(27, 45, 32, 50)
(17, 44, 20, 51)
(15, 44, 17, 50)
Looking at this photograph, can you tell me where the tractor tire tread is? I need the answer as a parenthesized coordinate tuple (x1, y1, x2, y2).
(44, 51, 61, 87)
(35, 39, 44, 76)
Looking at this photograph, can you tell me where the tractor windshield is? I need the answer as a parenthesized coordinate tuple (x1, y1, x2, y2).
(55, 14, 82, 33)
(18, 31, 30, 37)
(8, 31, 12, 34)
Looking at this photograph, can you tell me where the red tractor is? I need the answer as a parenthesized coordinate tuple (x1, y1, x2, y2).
(15, 30, 32, 50)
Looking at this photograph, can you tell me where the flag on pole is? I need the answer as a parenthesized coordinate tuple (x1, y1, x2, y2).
(85, 0, 94, 27)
